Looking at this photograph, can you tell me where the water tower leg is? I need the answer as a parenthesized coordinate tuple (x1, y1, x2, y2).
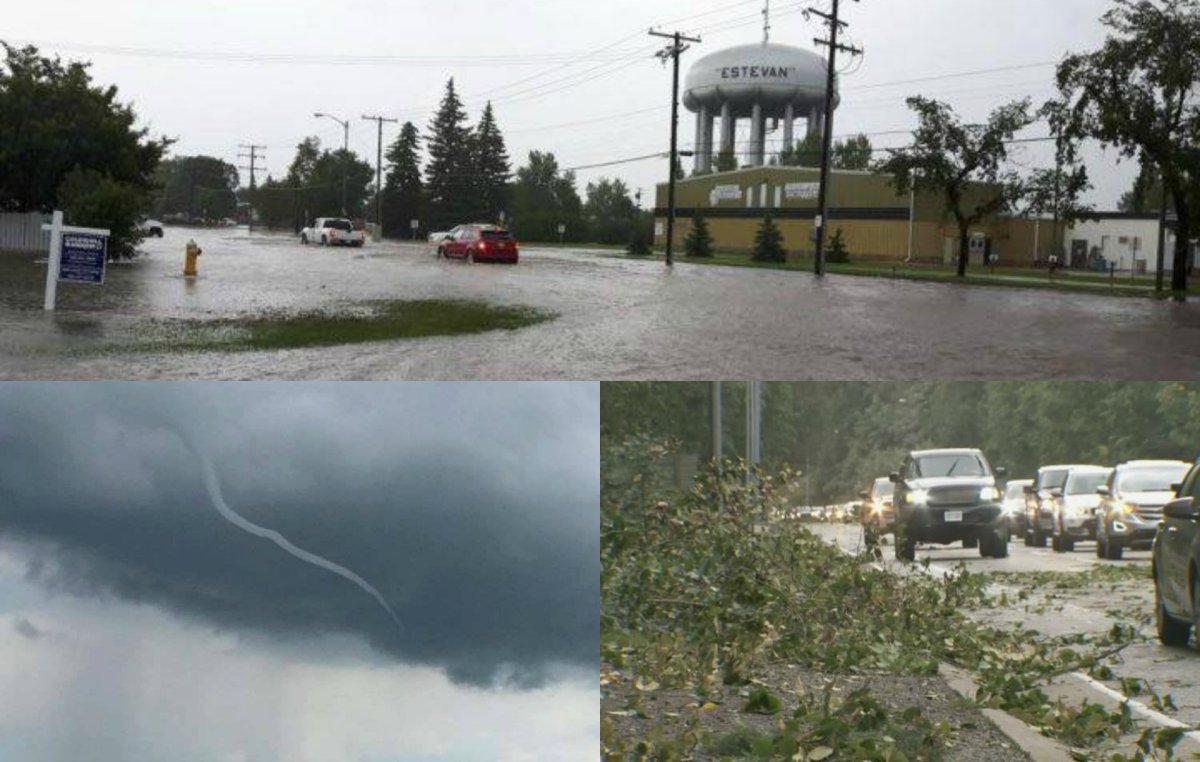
(693, 106, 706, 175)
(750, 102, 764, 166)
(807, 106, 822, 139)
(702, 111, 715, 173)
(783, 103, 795, 154)
(719, 102, 734, 166)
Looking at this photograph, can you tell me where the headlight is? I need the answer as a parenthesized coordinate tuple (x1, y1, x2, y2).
(906, 489, 929, 505)
(979, 486, 1001, 501)
(870, 501, 884, 516)
(1116, 501, 1137, 517)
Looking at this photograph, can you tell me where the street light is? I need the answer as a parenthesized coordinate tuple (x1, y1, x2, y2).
(314, 112, 350, 216)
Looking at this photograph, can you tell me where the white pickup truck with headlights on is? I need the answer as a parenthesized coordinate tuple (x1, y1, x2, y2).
(300, 218, 364, 247)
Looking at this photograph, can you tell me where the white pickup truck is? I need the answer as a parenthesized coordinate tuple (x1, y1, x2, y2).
(300, 218, 365, 247)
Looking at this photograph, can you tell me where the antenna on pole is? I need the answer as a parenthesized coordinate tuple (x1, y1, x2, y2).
(763, 0, 771, 43)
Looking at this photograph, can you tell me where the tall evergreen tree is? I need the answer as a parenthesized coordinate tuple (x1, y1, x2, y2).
(684, 213, 714, 258)
(474, 101, 511, 223)
(752, 216, 786, 263)
(381, 121, 425, 238)
(425, 78, 475, 230)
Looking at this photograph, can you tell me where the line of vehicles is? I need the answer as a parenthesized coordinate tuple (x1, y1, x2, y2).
(294, 218, 521, 264)
(855, 449, 1200, 649)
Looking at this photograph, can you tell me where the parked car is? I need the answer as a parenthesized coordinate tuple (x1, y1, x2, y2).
(891, 448, 1009, 562)
(300, 217, 365, 247)
(1003, 479, 1033, 537)
(436, 224, 519, 264)
(1151, 461, 1200, 647)
(1050, 465, 1112, 552)
(1024, 465, 1075, 547)
(860, 476, 897, 542)
(428, 231, 452, 243)
(139, 218, 164, 238)
(1096, 460, 1191, 560)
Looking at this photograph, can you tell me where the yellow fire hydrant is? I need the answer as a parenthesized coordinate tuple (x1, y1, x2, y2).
(184, 239, 202, 277)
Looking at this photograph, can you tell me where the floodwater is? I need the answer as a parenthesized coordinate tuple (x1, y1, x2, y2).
(2, 226, 1200, 379)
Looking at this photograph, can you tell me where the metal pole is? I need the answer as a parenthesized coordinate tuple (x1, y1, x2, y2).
(1156, 183, 1168, 293)
(341, 121, 349, 217)
(906, 185, 915, 262)
(375, 119, 382, 233)
(43, 210, 63, 311)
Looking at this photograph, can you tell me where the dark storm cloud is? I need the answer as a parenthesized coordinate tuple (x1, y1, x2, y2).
(0, 383, 598, 687)
(14, 617, 43, 640)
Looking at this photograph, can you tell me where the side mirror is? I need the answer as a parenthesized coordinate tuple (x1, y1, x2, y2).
(858, 490, 870, 499)
(994, 466, 1007, 478)
(1170, 483, 1182, 495)
(1164, 497, 1198, 521)
(1049, 488, 1063, 498)
(1096, 486, 1111, 497)
(889, 472, 900, 483)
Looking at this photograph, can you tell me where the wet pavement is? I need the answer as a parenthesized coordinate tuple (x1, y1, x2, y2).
(3, 226, 1200, 380)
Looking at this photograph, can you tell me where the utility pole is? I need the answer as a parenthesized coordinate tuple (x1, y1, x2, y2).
(362, 114, 399, 240)
(650, 28, 701, 268)
(238, 143, 265, 234)
(808, 0, 862, 277)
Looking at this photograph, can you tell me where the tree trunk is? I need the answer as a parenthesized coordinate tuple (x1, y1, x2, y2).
(1171, 188, 1190, 293)
(957, 224, 970, 278)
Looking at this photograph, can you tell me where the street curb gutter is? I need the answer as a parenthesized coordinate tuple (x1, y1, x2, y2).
(938, 663, 1074, 762)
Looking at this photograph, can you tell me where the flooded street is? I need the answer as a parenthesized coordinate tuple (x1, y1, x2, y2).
(3, 226, 1200, 379)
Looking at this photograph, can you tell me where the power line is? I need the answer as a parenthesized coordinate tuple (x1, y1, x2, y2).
(362, 115, 399, 235)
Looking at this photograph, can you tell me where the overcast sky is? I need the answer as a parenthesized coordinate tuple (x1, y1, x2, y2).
(3, 0, 1137, 207)
(0, 382, 598, 761)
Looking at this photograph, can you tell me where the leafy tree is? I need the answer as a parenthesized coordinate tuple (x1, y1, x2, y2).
(714, 150, 738, 173)
(752, 216, 786, 262)
(779, 133, 873, 169)
(57, 168, 148, 260)
(425, 78, 476, 230)
(473, 102, 510, 223)
(684, 213, 714, 257)
(0, 44, 168, 256)
(1020, 101, 1095, 262)
(834, 134, 874, 170)
(381, 121, 425, 238)
(510, 151, 584, 242)
(153, 155, 239, 221)
(1056, 0, 1200, 290)
(875, 97, 1034, 277)
(584, 177, 638, 244)
(1119, 157, 1163, 213)
(826, 228, 850, 263)
(251, 137, 373, 229)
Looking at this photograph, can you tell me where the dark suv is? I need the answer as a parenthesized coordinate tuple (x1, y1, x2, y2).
(1024, 465, 1074, 547)
(891, 448, 1009, 562)
(1151, 461, 1200, 648)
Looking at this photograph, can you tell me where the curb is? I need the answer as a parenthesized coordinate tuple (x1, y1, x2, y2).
(938, 663, 1073, 762)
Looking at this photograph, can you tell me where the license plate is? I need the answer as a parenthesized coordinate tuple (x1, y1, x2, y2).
(944, 511, 963, 523)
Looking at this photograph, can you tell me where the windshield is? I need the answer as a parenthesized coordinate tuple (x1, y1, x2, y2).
(1117, 465, 1188, 493)
(481, 230, 512, 240)
(871, 478, 892, 498)
(1040, 469, 1068, 490)
(1067, 471, 1111, 495)
(1004, 482, 1029, 500)
(913, 453, 987, 478)
(325, 219, 352, 231)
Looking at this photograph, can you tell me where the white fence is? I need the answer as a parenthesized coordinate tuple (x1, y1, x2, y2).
(0, 212, 50, 252)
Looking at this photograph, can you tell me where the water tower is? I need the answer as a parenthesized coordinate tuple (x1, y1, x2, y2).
(682, 41, 837, 173)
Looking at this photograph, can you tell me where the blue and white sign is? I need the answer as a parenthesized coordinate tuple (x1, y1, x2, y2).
(58, 232, 107, 284)
(41, 210, 111, 311)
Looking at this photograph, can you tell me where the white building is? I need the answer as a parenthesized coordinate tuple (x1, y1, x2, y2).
(1064, 212, 1195, 275)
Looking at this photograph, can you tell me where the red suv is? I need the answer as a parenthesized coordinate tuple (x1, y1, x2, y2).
(436, 224, 519, 264)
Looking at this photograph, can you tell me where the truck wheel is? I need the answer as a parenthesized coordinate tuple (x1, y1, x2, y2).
(1156, 576, 1191, 646)
(301, 234, 308, 245)
(1023, 527, 1033, 547)
(1032, 526, 1047, 548)
(963, 537, 978, 549)
(321, 235, 328, 246)
(467, 250, 476, 264)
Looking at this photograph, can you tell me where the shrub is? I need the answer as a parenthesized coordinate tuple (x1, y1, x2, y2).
(751, 216, 786, 263)
(683, 214, 714, 258)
